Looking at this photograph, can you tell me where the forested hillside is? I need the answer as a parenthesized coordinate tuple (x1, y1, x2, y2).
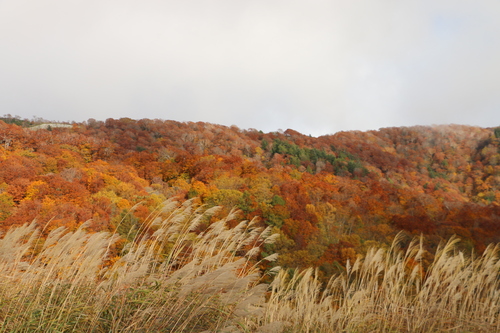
(1, 116, 500, 276)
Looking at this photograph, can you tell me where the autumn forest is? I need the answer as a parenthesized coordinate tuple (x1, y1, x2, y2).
(1, 116, 500, 278)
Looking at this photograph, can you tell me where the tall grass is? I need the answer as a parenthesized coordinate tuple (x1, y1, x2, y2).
(0, 199, 275, 332)
(263, 234, 500, 332)
(1, 199, 500, 332)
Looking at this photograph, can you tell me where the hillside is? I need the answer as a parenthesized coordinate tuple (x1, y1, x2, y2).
(1, 117, 500, 275)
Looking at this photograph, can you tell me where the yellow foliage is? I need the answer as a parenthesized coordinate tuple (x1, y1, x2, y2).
(80, 143, 93, 163)
(102, 174, 120, 187)
(191, 180, 213, 198)
(59, 150, 81, 168)
(24, 180, 46, 201)
(117, 198, 131, 210)
(114, 182, 136, 199)
(147, 193, 168, 208)
(41, 197, 56, 212)
(171, 178, 190, 191)
(92, 189, 120, 204)
(247, 176, 273, 203)
(305, 204, 316, 215)
(254, 146, 263, 156)
(206, 189, 243, 208)
(324, 174, 338, 184)
(289, 169, 302, 180)
(17, 149, 37, 158)
(214, 174, 245, 190)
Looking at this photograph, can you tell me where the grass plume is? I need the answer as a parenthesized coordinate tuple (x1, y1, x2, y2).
(261, 235, 500, 332)
(0, 199, 272, 332)
(1, 200, 500, 332)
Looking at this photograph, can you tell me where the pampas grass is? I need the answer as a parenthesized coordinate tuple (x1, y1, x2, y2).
(1, 199, 500, 332)
(0, 199, 273, 332)
(261, 234, 500, 333)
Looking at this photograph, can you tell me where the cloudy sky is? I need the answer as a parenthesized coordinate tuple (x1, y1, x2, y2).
(1, 1, 499, 136)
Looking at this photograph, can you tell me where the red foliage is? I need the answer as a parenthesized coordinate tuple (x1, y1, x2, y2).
(1, 117, 500, 272)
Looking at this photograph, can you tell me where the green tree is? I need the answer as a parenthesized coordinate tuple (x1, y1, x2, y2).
(261, 139, 269, 151)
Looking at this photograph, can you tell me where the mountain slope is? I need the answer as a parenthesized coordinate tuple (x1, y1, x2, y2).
(1, 117, 499, 275)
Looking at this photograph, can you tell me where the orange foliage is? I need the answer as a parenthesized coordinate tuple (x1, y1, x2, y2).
(1, 117, 500, 274)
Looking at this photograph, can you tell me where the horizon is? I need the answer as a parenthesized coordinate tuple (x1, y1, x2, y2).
(1, 1, 499, 137)
(2, 113, 498, 138)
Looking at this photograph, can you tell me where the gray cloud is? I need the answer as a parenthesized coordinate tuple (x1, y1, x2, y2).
(0, 0, 499, 136)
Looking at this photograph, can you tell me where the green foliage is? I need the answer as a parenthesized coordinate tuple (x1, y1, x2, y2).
(0, 115, 34, 127)
(495, 127, 500, 139)
(263, 211, 285, 228)
(269, 139, 369, 176)
(330, 145, 357, 160)
(261, 138, 269, 151)
(271, 139, 337, 170)
(237, 190, 253, 213)
(271, 195, 286, 206)
(346, 160, 357, 173)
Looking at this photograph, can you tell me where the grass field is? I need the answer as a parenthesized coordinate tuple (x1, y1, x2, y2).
(0, 199, 499, 332)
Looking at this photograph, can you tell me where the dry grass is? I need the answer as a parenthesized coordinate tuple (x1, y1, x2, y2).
(261, 234, 500, 333)
(1, 200, 500, 332)
(0, 199, 274, 332)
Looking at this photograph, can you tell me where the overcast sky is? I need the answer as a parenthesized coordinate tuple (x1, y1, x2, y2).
(1, 1, 499, 136)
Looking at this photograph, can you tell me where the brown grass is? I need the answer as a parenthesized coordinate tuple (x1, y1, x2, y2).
(0, 200, 499, 332)
(261, 234, 500, 332)
(0, 199, 273, 332)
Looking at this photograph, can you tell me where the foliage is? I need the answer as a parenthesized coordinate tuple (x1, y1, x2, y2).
(1, 118, 500, 281)
(494, 127, 500, 139)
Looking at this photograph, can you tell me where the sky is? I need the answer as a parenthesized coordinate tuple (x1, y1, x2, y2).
(1, 1, 499, 137)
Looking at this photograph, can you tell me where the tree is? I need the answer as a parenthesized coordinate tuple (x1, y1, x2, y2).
(0, 192, 14, 220)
